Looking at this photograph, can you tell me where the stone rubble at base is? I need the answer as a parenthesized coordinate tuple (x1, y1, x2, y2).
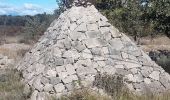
(16, 5, 170, 100)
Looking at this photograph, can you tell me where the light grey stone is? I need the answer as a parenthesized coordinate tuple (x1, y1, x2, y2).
(87, 23, 98, 31)
(103, 65, 116, 75)
(33, 77, 44, 91)
(70, 23, 77, 31)
(124, 62, 142, 69)
(54, 83, 65, 93)
(75, 23, 87, 32)
(86, 31, 100, 38)
(43, 83, 53, 92)
(46, 70, 57, 77)
(65, 64, 76, 75)
(99, 27, 110, 34)
(55, 57, 64, 66)
(70, 31, 82, 40)
(121, 52, 129, 59)
(63, 50, 80, 59)
(149, 71, 160, 81)
(76, 67, 97, 75)
(144, 78, 151, 84)
(81, 49, 93, 59)
(91, 48, 102, 55)
(109, 39, 124, 50)
(62, 75, 78, 84)
(141, 67, 153, 77)
(41, 77, 49, 85)
(56, 66, 66, 73)
(84, 38, 107, 48)
(49, 77, 61, 85)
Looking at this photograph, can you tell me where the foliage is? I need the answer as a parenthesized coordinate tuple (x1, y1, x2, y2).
(94, 0, 170, 38)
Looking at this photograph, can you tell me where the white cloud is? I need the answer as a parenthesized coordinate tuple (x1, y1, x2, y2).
(24, 3, 41, 10)
(0, 3, 54, 15)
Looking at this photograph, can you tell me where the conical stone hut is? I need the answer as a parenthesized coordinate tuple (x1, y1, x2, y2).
(17, 0, 170, 99)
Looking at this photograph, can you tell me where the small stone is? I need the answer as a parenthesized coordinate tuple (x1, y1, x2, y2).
(46, 70, 57, 77)
(87, 23, 98, 31)
(84, 38, 106, 48)
(54, 83, 65, 93)
(55, 58, 64, 66)
(115, 65, 124, 69)
(75, 23, 87, 32)
(81, 49, 93, 59)
(109, 39, 124, 50)
(104, 65, 116, 75)
(65, 64, 76, 75)
(63, 50, 80, 59)
(49, 77, 61, 85)
(124, 62, 142, 69)
(86, 31, 100, 38)
(144, 78, 151, 84)
(76, 67, 97, 75)
(149, 71, 160, 81)
(43, 83, 53, 92)
(56, 66, 66, 73)
(62, 75, 78, 84)
(41, 77, 49, 85)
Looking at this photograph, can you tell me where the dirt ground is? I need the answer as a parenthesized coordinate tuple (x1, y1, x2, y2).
(137, 36, 170, 52)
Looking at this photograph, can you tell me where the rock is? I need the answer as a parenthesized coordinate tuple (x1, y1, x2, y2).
(149, 71, 160, 81)
(65, 64, 76, 75)
(43, 83, 54, 92)
(86, 31, 100, 38)
(144, 78, 151, 84)
(54, 83, 65, 93)
(75, 23, 87, 32)
(83, 38, 106, 48)
(46, 70, 57, 77)
(63, 50, 80, 59)
(49, 77, 61, 85)
(55, 57, 64, 66)
(81, 49, 93, 59)
(41, 77, 50, 85)
(109, 39, 124, 50)
(62, 75, 78, 84)
(124, 62, 142, 69)
(76, 67, 97, 75)
(87, 23, 98, 31)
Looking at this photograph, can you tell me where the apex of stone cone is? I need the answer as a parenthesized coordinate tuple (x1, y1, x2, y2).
(65, 0, 92, 8)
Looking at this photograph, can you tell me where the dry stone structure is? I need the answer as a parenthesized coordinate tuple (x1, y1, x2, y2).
(17, 2, 170, 100)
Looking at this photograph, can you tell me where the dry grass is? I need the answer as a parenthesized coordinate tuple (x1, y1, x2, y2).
(60, 89, 112, 100)
(58, 88, 170, 100)
(0, 48, 18, 60)
(0, 69, 27, 100)
(58, 73, 170, 100)
(139, 36, 170, 52)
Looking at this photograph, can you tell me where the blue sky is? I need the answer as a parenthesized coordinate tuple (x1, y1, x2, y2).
(0, 0, 57, 15)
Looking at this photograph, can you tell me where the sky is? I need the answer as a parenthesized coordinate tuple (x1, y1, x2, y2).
(0, 0, 57, 15)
